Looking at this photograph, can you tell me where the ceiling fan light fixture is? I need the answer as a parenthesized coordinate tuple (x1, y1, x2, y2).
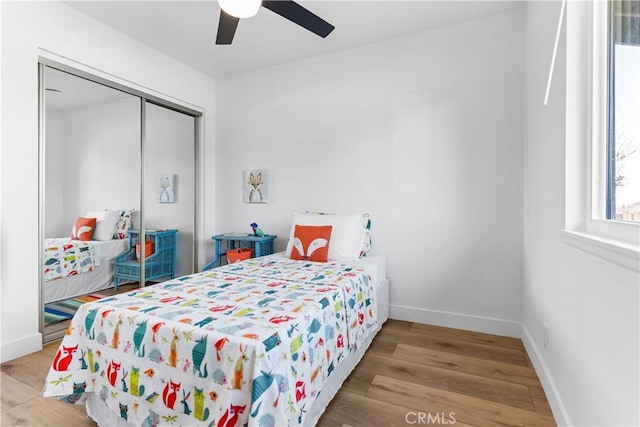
(218, 0, 261, 18)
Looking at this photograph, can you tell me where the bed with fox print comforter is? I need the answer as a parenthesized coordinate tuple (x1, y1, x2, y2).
(42, 255, 380, 426)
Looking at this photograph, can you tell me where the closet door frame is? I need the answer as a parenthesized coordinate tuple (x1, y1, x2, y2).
(38, 58, 202, 341)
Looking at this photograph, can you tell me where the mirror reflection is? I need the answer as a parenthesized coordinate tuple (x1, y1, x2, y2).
(41, 66, 197, 342)
(143, 102, 195, 279)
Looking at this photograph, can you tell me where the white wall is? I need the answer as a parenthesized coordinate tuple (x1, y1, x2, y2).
(522, 2, 639, 426)
(0, 1, 217, 362)
(215, 9, 525, 336)
(66, 98, 141, 223)
(44, 109, 66, 237)
(49, 97, 141, 238)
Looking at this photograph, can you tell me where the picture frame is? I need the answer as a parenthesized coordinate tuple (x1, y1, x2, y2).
(244, 169, 269, 203)
(158, 174, 176, 203)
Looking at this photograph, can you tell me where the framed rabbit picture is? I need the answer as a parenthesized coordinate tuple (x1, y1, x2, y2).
(244, 169, 269, 203)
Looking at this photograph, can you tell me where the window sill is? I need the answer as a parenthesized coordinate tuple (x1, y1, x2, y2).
(561, 230, 640, 273)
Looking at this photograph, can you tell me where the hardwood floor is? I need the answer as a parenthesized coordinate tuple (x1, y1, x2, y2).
(1, 319, 555, 426)
(319, 320, 555, 426)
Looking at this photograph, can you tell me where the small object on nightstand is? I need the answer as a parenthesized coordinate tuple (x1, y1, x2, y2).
(222, 232, 251, 237)
(227, 248, 253, 263)
(250, 222, 265, 237)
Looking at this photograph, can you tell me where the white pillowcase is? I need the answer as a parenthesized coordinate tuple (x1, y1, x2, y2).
(285, 212, 366, 261)
(86, 210, 120, 241)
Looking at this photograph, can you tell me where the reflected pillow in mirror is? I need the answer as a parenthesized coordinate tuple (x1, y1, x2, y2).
(71, 217, 97, 241)
(114, 209, 135, 239)
(86, 210, 120, 241)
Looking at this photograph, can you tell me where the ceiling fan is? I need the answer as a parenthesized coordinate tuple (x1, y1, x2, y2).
(216, 0, 335, 45)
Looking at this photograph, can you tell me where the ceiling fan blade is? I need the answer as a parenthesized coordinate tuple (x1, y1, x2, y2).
(216, 10, 240, 45)
(262, 0, 335, 38)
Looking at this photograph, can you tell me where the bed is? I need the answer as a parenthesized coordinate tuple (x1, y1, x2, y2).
(42, 212, 388, 426)
(43, 238, 129, 304)
(43, 209, 134, 304)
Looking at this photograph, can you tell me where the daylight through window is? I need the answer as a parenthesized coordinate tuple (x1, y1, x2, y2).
(607, 0, 640, 222)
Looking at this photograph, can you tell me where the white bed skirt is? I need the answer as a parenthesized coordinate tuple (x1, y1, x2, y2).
(85, 278, 390, 426)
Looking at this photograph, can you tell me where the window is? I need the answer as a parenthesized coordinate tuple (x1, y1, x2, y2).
(561, 0, 638, 272)
(606, 0, 640, 223)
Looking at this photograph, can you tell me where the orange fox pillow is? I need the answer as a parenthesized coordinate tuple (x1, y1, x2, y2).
(290, 225, 332, 262)
(70, 217, 97, 241)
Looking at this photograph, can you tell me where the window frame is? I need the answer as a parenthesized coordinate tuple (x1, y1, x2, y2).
(562, 0, 639, 272)
(587, 0, 639, 243)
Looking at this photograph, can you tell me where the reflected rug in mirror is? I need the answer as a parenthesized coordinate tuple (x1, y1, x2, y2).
(44, 293, 106, 326)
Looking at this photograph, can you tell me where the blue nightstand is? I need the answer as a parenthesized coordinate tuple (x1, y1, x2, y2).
(203, 234, 277, 270)
(114, 229, 178, 287)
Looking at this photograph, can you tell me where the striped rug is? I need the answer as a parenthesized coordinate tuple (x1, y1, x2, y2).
(44, 293, 106, 326)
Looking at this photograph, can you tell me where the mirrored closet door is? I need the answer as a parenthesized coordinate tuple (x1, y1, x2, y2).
(143, 102, 196, 278)
(40, 63, 200, 342)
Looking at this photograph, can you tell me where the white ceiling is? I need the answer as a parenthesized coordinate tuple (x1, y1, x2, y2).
(65, 0, 525, 79)
(46, 1, 524, 112)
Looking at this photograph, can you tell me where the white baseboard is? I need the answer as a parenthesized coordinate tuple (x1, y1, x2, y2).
(389, 304, 521, 338)
(0, 333, 43, 364)
(520, 325, 571, 426)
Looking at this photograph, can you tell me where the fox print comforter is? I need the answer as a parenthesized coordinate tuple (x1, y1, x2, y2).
(42, 256, 377, 426)
(44, 238, 96, 282)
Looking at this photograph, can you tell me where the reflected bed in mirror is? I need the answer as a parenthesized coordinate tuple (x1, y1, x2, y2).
(40, 63, 199, 343)
(43, 238, 128, 304)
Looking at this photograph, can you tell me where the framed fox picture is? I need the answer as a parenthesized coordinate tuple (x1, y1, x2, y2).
(244, 169, 269, 203)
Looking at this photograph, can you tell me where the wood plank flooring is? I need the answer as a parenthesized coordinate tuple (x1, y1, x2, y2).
(318, 320, 555, 427)
(1, 318, 555, 426)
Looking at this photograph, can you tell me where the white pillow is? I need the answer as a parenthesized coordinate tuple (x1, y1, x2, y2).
(86, 210, 120, 241)
(285, 212, 367, 261)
